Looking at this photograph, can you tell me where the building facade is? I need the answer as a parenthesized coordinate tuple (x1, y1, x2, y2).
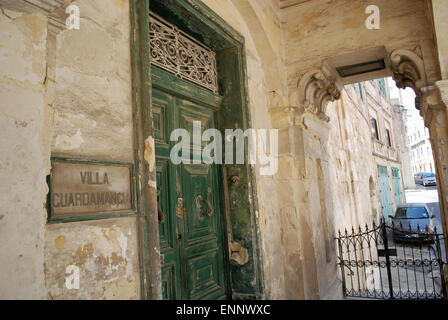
(1, 0, 448, 300)
(409, 117, 436, 174)
(392, 104, 416, 190)
(364, 78, 407, 220)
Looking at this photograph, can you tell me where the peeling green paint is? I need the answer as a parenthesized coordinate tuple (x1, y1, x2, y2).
(132, 0, 264, 299)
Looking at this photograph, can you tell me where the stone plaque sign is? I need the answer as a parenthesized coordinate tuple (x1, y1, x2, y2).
(51, 160, 133, 217)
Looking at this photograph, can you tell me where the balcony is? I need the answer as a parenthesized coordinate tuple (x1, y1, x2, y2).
(373, 138, 398, 161)
(373, 138, 385, 155)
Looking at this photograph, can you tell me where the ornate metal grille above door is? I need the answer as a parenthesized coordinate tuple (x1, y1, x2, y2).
(149, 11, 219, 94)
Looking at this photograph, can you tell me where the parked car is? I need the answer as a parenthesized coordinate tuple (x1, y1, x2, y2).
(414, 172, 423, 183)
(389, 203, 436, 243)
(414, 172, 437, 187)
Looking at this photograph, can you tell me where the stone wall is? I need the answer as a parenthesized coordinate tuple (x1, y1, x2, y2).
(0, 9, 48, 299)
(392, 105, 415, 190)
(282, 0, 439, 91)
(45, 0, 140, 299)
(0, 0, 446, 300)
(0, 0, 140, 300)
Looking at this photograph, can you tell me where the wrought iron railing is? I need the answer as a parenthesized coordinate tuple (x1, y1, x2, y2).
(336, 219, 447, 300)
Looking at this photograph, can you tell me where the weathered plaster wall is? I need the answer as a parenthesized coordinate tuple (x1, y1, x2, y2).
(45, 0, 140, 299)
(432, 0, 448, 79)
(51, 0, 133, 162)
(45, 217, 140, 299)
(326, 89, 377, 231)
(0, 9, 48, 299)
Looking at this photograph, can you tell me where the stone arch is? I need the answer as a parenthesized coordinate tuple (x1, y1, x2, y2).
(229, 0, 287, 99)
(389, 48, 428, 111)
(297, 47, 430, 122)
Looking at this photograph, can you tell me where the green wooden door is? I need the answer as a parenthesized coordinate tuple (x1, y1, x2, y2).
(153, 88, 227, 300)
(391, 167, 403, 206)
(378, 165, 394, 222)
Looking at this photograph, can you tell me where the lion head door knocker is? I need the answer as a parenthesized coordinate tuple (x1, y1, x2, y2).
(197, 187, 214, 218)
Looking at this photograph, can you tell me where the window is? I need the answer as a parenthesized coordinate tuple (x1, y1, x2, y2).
(370, 117, 379, 140)
(394, 207, 429, 219)
(378, 78, 387, 97)
(386, 129, 392, 147)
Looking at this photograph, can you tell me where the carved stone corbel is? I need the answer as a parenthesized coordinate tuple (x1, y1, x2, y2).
(389, 48, 428, 111)
(435, 79, 448, 107)
(297, 68, 341, 122)
(419, 81, 448, 129)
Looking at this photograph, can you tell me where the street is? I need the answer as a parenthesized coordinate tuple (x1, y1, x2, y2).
(405, 184, 445, 262)
(356, 185, 447, 299)
(405, 185, 441, 231)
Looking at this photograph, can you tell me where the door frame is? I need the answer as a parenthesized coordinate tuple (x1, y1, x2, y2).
(130, 0, 264, 300)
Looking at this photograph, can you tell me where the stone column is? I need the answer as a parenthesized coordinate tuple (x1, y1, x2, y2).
(421, 81, 448, 270)
(430, 81, 448, 239)
(268, 106, 309, 299)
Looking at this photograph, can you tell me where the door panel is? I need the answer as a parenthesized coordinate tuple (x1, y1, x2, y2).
(378, 165, 394, 221)
(157, 160, 172, 249)
(186, 249, 224, 300)
(181, 163, 225, 300)
(392, 167, 402, 206)
(153, 89, 182, 300)
(182, 164, 217, 244)
(154, 87, 227, 300)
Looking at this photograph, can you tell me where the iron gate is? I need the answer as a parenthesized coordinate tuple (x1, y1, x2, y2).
(336, 220, 447, 299)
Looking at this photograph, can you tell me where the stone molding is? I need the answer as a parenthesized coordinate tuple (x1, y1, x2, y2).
(296, 47, 432, 122)
(419, 81, 448, 128)
(297, 67, 341, 123)
(389, 48, 428, 110)
(0, 0, 72, 35)
(435, 79, 448, 107)
(0, 0, 69, 15)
